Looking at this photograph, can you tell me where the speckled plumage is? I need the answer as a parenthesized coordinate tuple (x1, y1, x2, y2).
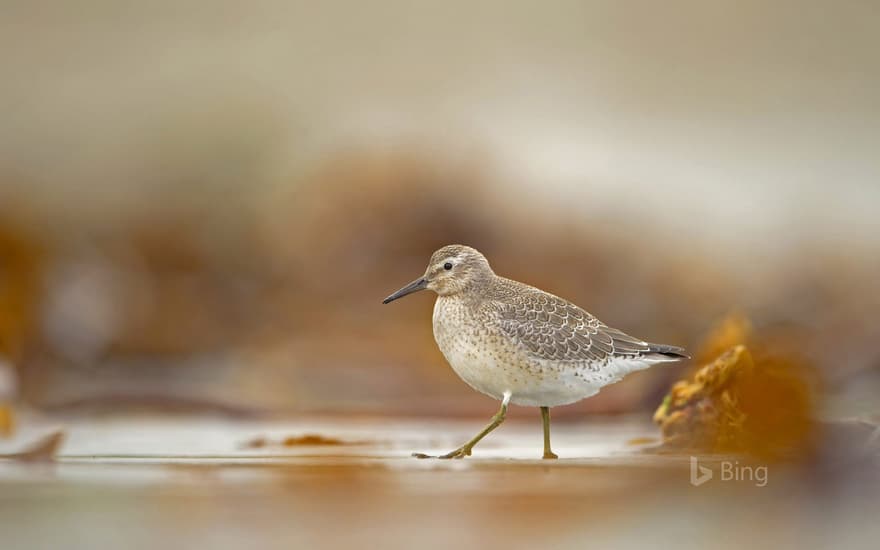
(389, 244, 687, 408)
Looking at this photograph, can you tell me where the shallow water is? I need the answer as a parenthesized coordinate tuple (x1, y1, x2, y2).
(0, 415, 876, 549)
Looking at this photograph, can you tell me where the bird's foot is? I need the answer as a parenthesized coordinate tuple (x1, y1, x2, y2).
(439, 446, 472, 459)
(542, 451, 558, 460)
(411, 446, 473, 459)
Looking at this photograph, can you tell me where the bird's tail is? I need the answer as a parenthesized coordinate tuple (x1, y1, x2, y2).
(644, 343, 689, 362)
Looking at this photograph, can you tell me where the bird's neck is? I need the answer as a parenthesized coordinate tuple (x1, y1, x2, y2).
(439, 276, 498, 305)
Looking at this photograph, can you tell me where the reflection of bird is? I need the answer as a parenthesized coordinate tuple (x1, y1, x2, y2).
(383, 244, 687, 459)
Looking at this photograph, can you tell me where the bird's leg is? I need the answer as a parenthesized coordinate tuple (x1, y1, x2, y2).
(413, 392, 511, 459)
(541, 406, 558, 459)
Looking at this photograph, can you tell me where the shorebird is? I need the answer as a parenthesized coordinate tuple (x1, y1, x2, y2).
(383, 244, 687, 459)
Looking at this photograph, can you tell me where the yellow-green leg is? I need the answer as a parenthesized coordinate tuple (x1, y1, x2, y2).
(414, 392, 511, 459)
(541, 406, 558, 459)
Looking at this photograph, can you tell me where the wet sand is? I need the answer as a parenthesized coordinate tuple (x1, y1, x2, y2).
(0, 416, 876, 549)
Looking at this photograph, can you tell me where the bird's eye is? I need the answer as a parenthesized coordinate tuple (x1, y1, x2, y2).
(444, 262, 453, 270)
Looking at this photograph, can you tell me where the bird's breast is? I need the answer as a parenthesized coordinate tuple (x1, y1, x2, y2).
(432, 296, 521, 401)
(432, 296, 478, 363)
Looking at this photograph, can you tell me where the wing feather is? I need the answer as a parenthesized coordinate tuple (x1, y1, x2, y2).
(495, 282, 652, 363)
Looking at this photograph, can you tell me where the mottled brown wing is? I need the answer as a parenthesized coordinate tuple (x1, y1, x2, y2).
(495, 287, 651, 363)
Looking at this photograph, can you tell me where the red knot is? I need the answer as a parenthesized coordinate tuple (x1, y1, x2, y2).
(383, 244, 687, 459)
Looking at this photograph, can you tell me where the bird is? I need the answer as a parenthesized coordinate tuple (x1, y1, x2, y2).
(382, 244, 688, 459)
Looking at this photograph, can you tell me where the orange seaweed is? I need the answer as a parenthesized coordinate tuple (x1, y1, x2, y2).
(653, 315, 818, 460)
(282, 434, 345, 446)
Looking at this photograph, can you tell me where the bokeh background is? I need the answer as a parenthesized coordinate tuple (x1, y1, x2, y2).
(1, 0, 878, 421)
(3, 3, 880, 549)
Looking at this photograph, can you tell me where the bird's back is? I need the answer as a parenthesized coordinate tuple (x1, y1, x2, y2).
(487, 276, 686, 362)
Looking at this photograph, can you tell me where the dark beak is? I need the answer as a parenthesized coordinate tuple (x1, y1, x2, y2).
(382, 277, 428, 304)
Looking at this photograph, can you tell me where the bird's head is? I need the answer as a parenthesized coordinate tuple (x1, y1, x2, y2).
(382, 244, 494, 303)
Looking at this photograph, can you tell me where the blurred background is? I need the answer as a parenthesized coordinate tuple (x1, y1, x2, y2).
(3, 2, 880, 549)
(1, 0, 879, 420)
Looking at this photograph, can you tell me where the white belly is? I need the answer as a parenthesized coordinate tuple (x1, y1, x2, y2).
(432, 297, 636, 407)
